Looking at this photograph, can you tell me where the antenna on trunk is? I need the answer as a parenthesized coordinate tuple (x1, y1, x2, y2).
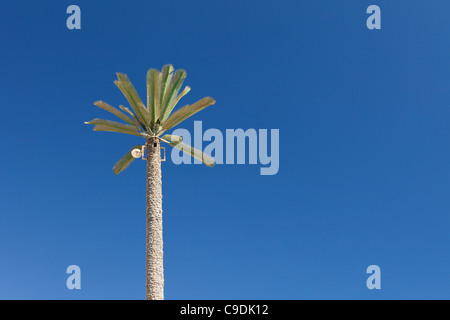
(131, 145, 165, 161)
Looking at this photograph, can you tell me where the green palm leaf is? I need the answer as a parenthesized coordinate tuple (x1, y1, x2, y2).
(161, 134, 183, 143)
(161, 97, 215, 133)
(162, 86, 191, 122)
(85, 119, 148, 137)
(115, 73, 150, 128)
(160, 69, 187, 121)
(93, 101, 138, 128)
(169, 141, 215, 167)
(113, 145, 142, 175)
(93, 125, 148, 137)
(119, 105, 146, 130)
(160, 64, 175, 110)
(147, 69, 162, 126)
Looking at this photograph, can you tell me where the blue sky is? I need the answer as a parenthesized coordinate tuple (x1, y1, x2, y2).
(0, 0, 449, 299)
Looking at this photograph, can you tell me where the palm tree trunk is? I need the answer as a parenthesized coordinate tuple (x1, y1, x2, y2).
(146, 137, 164, 300)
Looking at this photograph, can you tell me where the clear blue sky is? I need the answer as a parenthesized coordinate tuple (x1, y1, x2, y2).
(0, 0, 449, 299)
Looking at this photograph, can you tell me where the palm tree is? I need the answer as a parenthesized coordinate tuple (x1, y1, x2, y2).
(85, 64, 215, 300)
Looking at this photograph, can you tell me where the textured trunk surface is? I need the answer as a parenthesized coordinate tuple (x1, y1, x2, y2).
(146, 137, 164, 300)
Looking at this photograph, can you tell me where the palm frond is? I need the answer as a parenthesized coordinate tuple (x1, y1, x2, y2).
(161, 97, 215, 133)
(169, 140, 215, 167)
(93, 125, 148, 137)
(162, 86, 191, 122)
(160, 69, 187, 121)
(160, 64, 175, 111)
(113, 145, 142, 175)
(93, 101, 138, 128)
(161, 134, 183, 143)
(119, 105, 146, 131)
(114, 73, 150, 128)
(85, 118, 148, 137)
(147, 69, 162, 126)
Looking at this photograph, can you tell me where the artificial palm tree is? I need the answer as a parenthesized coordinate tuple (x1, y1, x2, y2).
(85, 64, 215, 300)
